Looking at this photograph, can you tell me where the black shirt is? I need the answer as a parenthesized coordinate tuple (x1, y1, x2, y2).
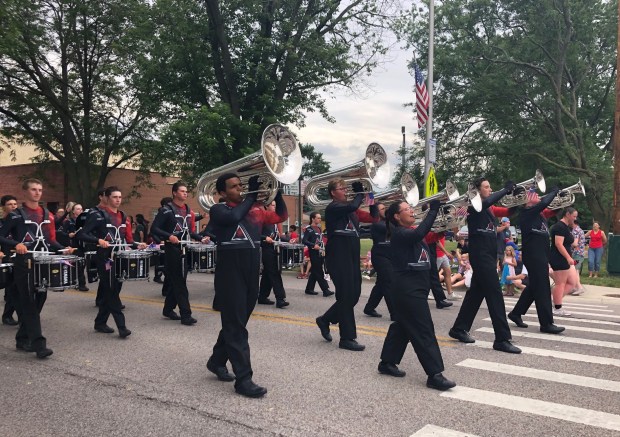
(549, 221, 574, 270)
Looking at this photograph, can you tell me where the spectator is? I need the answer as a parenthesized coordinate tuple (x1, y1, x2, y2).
(289, 225, 299, 243)
(570, 221, 587, 295)
(585, 222, 607, 278)
(500, 245, 517, 296)
(496, 217, 511, 271)
(133, 214, 149, 243)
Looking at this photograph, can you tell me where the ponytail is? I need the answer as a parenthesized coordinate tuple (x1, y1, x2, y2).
(385, 202, 401, 241)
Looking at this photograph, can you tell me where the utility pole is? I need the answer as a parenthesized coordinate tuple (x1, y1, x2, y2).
(424, 0, 435, 194)
(401, 126, 406, 175)
(614, 0, 620, 234)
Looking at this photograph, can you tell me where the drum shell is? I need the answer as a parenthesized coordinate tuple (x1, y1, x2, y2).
(84, 251, 99, 283)
(33, 255, 79, 291)
(115, 251, 150, 281)
(0, 263, 14, 290)
(186, 244, 216, 272)
(279, 243, 305, 268)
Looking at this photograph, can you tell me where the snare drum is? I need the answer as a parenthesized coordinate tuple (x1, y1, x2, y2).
(0, 263, 13, 289)
(33, 255, 79, 292)
(186, 243, 216, 273)
(84, 251, 99, 283)
(115, 250, 150, 281)
(279, 243, 305, 268)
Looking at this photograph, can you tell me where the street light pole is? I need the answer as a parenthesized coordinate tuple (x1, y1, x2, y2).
(401, 126, 406, 175)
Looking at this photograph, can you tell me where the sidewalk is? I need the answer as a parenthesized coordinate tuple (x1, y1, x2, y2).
(563, 283, 620, 305)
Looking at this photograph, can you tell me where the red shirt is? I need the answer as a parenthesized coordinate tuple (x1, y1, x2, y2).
(589, 230, 603, 249)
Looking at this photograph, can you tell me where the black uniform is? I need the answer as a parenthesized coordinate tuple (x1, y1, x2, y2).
(150, 202, 201, 321)
(258, 223, 286, 302)
(451, 187, 514, 342)
(78, 207, 136, 332)
(1, 216, 17, 323)
(57, 216, 87, 289)
(319, 194, 375, 341)
(424, 232, 449, 305)
(510, 190, 559, 326)
(363, 218, 394, 317)
(302, 225, 330, 294)
(208, 191, 287, 388)
(380, 203, 445, 375)
(0, 206, 65, 353)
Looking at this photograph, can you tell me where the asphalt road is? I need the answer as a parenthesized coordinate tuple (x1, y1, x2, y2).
(1, 269, 619, 437)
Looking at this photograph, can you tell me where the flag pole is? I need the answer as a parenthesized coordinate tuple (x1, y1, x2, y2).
(424, 0, 435, 194)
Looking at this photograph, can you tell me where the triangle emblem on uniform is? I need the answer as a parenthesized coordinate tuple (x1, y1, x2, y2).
(23, 232, 35, 243)
(486, 222, 495, 231)
(174, 222, 183, 233)
(418, 248, 429, 263)
(233, 225, 248, 240)
(105, 232, 114, 242)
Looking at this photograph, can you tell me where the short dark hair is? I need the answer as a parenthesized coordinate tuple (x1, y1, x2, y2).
(216, 173, 239, 195)
(97, 188, 105, 198)
(309, 211, 319, 223)
(289, 225, 297, 231)
(104, 186, 121, 197)
(327, 179, 345, 199)
(160, 197, 173, 207)
(1, 195, 17, 206)
(172, 181, 187, 194)
(473, 176, 487, 191)
(561, 206, 576, 217)
(22, 178, 42, 190)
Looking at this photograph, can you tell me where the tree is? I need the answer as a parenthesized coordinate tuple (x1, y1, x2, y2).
(300, 143, 330, 178)
(148, 0, 399, 181)
(0, 0, 160, 203)
(397, 0, 616, 226)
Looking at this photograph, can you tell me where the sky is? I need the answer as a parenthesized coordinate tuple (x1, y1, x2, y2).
(297, 43, 423, 179)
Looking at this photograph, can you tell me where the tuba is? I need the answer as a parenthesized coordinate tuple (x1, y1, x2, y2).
(304, 142, 391, 208)
(548, 180, 586, 210)
(499, 169, 546, 208)
(373, 173, 420, 207)
(196, 124, 302, 211)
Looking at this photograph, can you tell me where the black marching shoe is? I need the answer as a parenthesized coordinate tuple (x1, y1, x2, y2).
(339, 339, 365, 351)
(235, 379, 267, 398)
(436, 300, 453, 309)
(163, 311, 182, 320)
(448, 328, 475, 343)
(153, 275, 164, 284)
(2, 316, 18, 326)
(118, 327, 132, 338)
(276, 300, 290, 308)
(378, 361, 406, 377)
(316, 317, 332, 342)
(77, 286, 89, 292)
(305, 290, 319, 295)
(120, 304, 126, 310)
(323, 290, 334, 297)
(508, 312, 528, 328)
(181, 317, 198, 326)
(257, 298, 275, 305)
(426, 373, 456, 391)
(16, 341, 33, 352)
(94, 324, 115, 334)
(493, 340, 521, 354)
(540, 324, 565, 334)
(35, 347, 54, 359)
(206, 359, 235, 382)
(364, 308, 382, 318)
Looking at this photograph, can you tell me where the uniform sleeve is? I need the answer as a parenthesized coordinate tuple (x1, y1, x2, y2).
(262, 191, 288, 225)
(47, 212, 65, 252)
(302, 228, 315, 248)
(210, 194, 257, 226)
(77, 212, 101, 245)
(490, 205, 511, 218)
(482, 187, 511, 210)
(398, 207, 439, 244)
(125, 218, 135, 244)
(188, 209, 202, 240)
(150, 208, 172, 241)
(356, 208, 377, 224)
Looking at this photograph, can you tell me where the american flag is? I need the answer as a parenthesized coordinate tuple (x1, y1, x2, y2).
(415, 64, 430, 128)
(105, 259, 113, 271)
(526, 188, 538, 203)
(455, 205, 468, 217)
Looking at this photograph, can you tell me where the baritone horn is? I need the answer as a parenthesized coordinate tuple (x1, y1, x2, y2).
(499, 169, 546, 207)
(304, 142, 391, 208)
(431, 183, 482, 232)
(196, 124, 302, 210)
(413, 180, 460, 216)
(548, 180, 586, 210)
(374, 173, 420, 206)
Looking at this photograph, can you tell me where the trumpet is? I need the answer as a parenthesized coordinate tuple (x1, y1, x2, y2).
(196, 124, 302, 210)
(373, 173, 420, 207)
(548, 180, 586, 210)
(304, 142, 391, 208)
(499, 169, 546, 208)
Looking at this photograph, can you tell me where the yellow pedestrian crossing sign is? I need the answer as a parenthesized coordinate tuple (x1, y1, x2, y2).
(426, 166, 438, 197)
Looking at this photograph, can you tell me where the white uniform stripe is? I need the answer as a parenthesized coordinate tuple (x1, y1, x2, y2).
(457, 359, 620, 392)
(440, 386, 620, 432)
(476, 327, 620, 349)
(470, 340, 620, 367)
(483, 318, 620, 336)
(410, 425, 480, 437)
(521, 313, 620, 327)
(502, 297, 608, 309)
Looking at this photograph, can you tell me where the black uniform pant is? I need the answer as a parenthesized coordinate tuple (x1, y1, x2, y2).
(364, 252, 394, 317)
(428, 250, 448, 303)
(511, 254, 554, 326)
(305, 250, 330, 293)
(11, 253, 47, 351)
(210, 248, 260, 385)
(75, 247, 87, 288)
(452, 239, 511, 342)
(322, 237, 361, 340)
(94, 249, 126, 329)
(381, 271, 444, 376)
(162, 243, 192, 318)
(2, 284, 16, 320)
(258, 245, 286, 301)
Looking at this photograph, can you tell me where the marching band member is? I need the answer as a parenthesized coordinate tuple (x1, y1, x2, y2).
(57, 203, 89, 291)
(1, 194, 19, 326)
(302, 212, 333, 297)
(449, 177, 522, 354)
(206, 173, 287, 398)
(257, 200, 289, 308)
(0, 179, 74, 358)
(78, 186, 146, 338)
(315, 179, 377, 352)
(508, 188, 565, 333)
(151, 182, 204, 325)
(378, 199, 456, 390)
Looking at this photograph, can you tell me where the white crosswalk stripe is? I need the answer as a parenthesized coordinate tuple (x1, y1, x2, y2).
(475, 327, 620, 349)
(440, 386, 620, 432)
(520, 313, 620, 326)
(410, 425, 480, 437)
(502, 297, 608, 309)
(483, 317, 620, 336)
(506, 308, 620, 319)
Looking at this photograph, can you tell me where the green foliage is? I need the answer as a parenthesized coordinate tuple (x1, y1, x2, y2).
(300, 143, 330, 178)
(396, 0, 616, 226)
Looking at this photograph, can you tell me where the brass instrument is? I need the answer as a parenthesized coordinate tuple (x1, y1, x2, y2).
(431, 183, 483, 232)
(413, 180, 460, 216)
(304, 143, 391, 208)
(499, 169, 546, 208)
(373, 173, 420, 207)
(196, 124, 302, 210)
(548, 180, 586, 210)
